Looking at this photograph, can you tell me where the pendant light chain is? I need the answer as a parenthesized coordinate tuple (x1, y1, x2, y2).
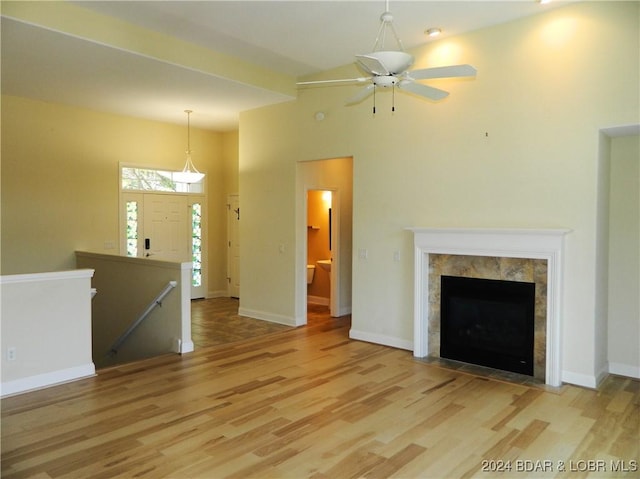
(185, 109, 192, 154)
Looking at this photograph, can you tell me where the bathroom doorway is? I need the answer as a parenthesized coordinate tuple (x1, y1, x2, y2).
(307, 190, 334, 312)
(298, 157, 353, 321)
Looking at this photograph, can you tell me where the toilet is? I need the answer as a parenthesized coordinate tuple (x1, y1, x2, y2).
(306, 265, 315, 284)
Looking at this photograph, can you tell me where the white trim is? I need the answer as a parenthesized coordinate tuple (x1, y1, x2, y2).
(179, 340, 195, 354)
(561, 370, 599, 389)
(601, 124, 640, 138)
(179, 267, 193, 354)
(407, 227, 570, 387)
(1, 363, 95, 397)
(349, 329, 413, 351)
(307, 295, 329, 306)
(608, 362, 640, 379)
(0, 269, 94, 284)
(238, 307, 299, 327)
(75, 251, 192, 270)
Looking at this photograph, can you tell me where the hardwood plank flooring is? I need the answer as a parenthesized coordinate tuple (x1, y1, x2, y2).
(190, 298, 292, 348)
(2, 302, 638, 478)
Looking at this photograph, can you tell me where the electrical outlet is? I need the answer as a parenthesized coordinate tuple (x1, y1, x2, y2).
(7, 347, 16, 361)
(393, 250, 401, 262)
(358, 249, 368, 260)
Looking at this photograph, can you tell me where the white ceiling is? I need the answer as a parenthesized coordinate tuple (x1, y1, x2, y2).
(1, 1, 565, 130)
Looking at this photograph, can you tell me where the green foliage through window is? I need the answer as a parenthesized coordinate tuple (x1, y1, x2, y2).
(126, 201, 138, 257)
(122, 167, 203, 193)
(192, 203, 202, 287)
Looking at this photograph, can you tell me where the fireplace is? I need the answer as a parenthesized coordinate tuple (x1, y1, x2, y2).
(440, 275, 535, 376)
(407, 228, 570, 387)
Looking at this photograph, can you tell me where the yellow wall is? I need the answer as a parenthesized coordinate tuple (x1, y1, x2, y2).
(1, 95, 237, 296)
(239, 2, 639, 384)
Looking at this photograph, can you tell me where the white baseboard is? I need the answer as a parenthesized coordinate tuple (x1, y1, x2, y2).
(180, 339, 195, 354)
(561, 370, 599, 389)
(307, 295, 329, 306)
(238, 307, 298, 327)
(172, 338, 195, 354)
(349, 329, 413, 351)
(1, 363, 96, 397)
(609, 362, 640, 379)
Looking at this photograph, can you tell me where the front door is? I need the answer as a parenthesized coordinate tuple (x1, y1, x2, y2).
(121, 192, 206, 299)
(143, 194, 189, 261)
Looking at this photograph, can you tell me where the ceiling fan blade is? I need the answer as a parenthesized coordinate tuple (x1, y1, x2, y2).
(345, 84, 375, 105)
(355, 54, 389, 76)
(409, 64, 477, 80)
(297, 77, 369, 86)
(398, 80, 449, 101)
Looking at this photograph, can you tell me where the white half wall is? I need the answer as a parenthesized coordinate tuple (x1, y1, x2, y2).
(1, 269, 96, 397)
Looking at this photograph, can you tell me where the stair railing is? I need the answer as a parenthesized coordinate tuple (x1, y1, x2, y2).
(107, 280, 177, 357)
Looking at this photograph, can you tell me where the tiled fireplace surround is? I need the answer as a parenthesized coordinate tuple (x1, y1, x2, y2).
(408, 228, 569, 387)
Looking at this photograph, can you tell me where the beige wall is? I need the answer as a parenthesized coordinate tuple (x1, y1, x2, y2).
(0, 96, 237, 297)
(239, 2, 639, 386)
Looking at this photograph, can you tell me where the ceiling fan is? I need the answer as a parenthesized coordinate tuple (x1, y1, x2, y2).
(297, 2, 477, 111)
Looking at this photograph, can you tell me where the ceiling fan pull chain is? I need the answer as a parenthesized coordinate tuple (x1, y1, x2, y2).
(392, 84, 396, 112)
(373, 85, 376, 114)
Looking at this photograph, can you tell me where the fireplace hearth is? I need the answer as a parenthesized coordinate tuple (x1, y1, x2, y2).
(440, 275, 535, 376)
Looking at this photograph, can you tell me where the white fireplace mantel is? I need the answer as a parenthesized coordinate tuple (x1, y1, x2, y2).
(407, 227, 571, 386)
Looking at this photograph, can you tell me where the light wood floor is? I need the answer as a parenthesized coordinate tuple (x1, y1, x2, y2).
(2, 300, 638, 478)
(190, 298, 292, 348)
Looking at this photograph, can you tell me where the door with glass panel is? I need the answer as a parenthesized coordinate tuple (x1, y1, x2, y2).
(122, 192, 206, 299)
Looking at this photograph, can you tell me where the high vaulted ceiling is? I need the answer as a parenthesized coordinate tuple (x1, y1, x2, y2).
(1, 1, 565, 131)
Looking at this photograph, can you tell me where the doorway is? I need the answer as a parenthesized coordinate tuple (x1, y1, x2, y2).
(121, 191, 207, 299)
(307, 189, 334, 312)
(297, 157, 353, 322)
(606, 130, 639, 377)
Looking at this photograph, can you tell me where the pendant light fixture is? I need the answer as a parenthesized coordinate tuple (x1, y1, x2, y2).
(172, 109, 205, 184)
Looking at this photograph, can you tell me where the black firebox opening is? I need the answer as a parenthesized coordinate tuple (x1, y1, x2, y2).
(440, 275, 535, 376)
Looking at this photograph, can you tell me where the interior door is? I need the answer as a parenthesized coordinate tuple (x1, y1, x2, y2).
(227, 194, 240, 298)
(143, 194, 189, 262)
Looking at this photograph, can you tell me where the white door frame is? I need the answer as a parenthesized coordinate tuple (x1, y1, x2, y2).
(227, 194, 240, 298)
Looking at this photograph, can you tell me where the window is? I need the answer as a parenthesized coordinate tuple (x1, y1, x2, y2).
(192, 203, 202, 287)
(126, 200, 139, 257)
(121, 166, 204, 193)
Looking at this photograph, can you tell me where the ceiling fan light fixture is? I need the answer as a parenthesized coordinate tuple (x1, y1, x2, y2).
(425, 27, 442, 37)
(173, 110, 205, 184)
